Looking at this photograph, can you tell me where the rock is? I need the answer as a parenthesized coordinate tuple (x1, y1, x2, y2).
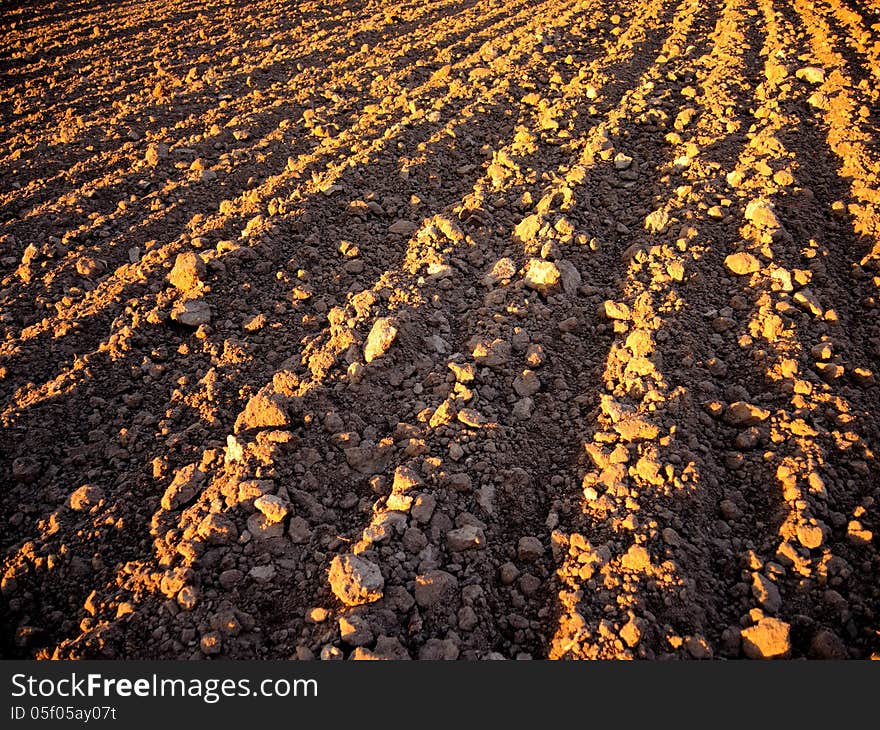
(446, 525, 486, 551)
(556, 259, 581, 295)
(513, 369, 540, 397)
(796, 66, 825, 84)
(364, 317, 398, 363)
(418, 638, 460, 660)
(161, 464, 205, 510)
(793, 288, 822, 316)
(846, 520, 872, 546)
(514, 214, 542, 243)
(724, 401, 770, 427)
(388, 219, 417, 236)
(512, 397, 534, 420)
(472, 338, 511, 367)
(197, 512, 238, 545)
(219, 569, 243, 590)
(328, 554, 384, 606)
(499, 562, 520, 585)
(339, 615, 374, 646)
(176, 585, 199, 611)
(614, 152, 633, 170)
(484, 257, 518, 285)
(167, 252, 205, 292)
(745, 199, 780, 230)
(145, 142, 168, 166)
(809, 629, 847, 659)
(371, 635, 412, 660)
(796, 522, 824, 550)
(644, 208, 669, 233)
(751, 573, 782, 613)
(517, 536, 544, 562)
(249, 565, 276, 583)
(288, 516, 312, 544)
(200, 632, 222, 656)
(414, 570, 458, 608)
(619, 616, 641, 647)
(724, 252, 760, 276)
(171, 298, 211, 327)
(523, 259, 561, 295)
(68, 484, 104, 511)
(235, 392, 289, 432)
(76, 257, 106, 278)
(443, 472, 472, 492)
(601, 300, 631, 320)
(254, 494, 289, 524)
(741, 618, 791, 659)
(411, 493, 437, 523)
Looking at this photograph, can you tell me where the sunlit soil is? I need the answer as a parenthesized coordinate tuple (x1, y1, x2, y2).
(1, 0, 878, 660)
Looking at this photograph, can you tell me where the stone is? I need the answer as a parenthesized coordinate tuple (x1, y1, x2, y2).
(794, 288, 822, 316)
(724, 252, 760, 276)
(235, 392, 289, 432)
(484, 257, 518, 285)
(418, 638, 460, 660)
(499, 562, 520, 585)
(364, 317, 398, 363)
(556, 259, 581, 295)
(796, 522, 824, 550)
(411, 494, 437, 523)
(197, 512, 238, 545)
(809, 629, 847, 659)
(513, 369, 540, 397)
(745, 199, 780, 230)
(446, 525, 486, 551)
(288, 516, 312, 544)
(68, 484, 104, 511)
(523, 258, 561, 295)
(472, 338, 511, 367)
(170, 298, 211, 327)
(76, 256, 106, 278)
(388, 219, 417, 236)
(601, 300, 631, 320)
(161, 464, 205, 510)
(392, 464, 422, 492)
(254, 494, 289, 524)
(619, 616, 641, 647)
(249, 565, 276, 583)
(145, 142, 168, 166)
(751, 573, 781, 613)
(167, 252, 205, 292)
(200, 632, 222, 656)
(741, 618, 791, 659)
(512, 397, 534, 420)
(614, 152, 633, 170)
(514, 214, 542, 243)
(796, 66, 825, 84)
(443, 473, 472, 492)
(339, 615, 374, 647)
(414, 570, 458, 608)
(517, 536, 544, 562)
(724, 401, 770, 427)
(328, 554, 384, 606)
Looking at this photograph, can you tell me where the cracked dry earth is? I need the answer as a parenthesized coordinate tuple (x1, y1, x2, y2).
(2, 0, 880, 662)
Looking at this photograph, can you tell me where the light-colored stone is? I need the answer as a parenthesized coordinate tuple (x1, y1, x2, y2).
(328, 554, 384, 606)
(741, 618, 791, 659)
(724, 252, 760, 276)
(523, 259, 561, 295)
(364, 317, 398, 363)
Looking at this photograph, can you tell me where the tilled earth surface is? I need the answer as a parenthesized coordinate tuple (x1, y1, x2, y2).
(2, 0, 880, 660)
